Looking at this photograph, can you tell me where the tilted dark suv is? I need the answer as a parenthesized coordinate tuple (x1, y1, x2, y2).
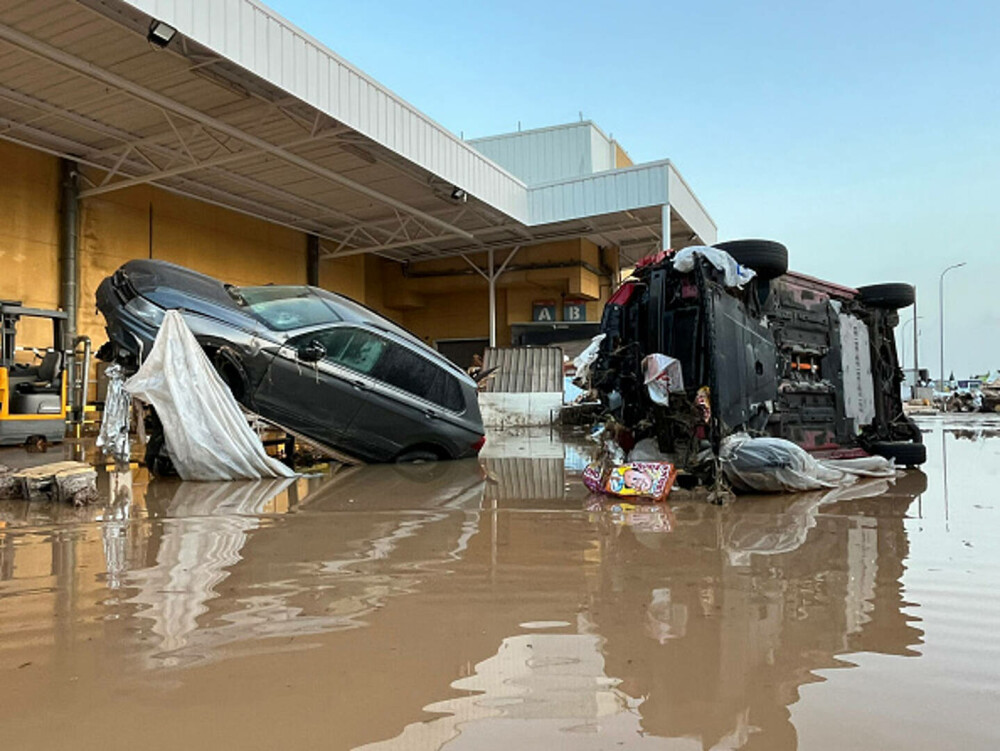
(592, 240, 924, 485)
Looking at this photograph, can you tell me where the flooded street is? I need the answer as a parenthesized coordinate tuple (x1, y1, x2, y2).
(1, 417, 998, 750)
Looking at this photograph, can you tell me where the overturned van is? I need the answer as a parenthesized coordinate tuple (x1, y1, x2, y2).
(592, 240, 925, 485)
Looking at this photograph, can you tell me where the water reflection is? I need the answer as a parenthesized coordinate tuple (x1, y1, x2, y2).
(353, 465, 927, 749)
(0, 432, 940, 749)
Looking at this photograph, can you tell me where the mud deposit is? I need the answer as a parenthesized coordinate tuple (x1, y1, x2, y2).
(1, 416, 997, 749)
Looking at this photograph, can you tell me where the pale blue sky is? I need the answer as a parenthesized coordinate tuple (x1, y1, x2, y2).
(267, 0, 999, 378)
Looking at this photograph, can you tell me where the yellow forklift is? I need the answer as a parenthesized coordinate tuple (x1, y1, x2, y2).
(0, 300, 90, 447)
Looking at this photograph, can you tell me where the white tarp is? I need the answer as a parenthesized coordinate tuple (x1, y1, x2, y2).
(125, 310, 295, 481)
(672, 246, 756, 288)
(720, 433, 896, 493)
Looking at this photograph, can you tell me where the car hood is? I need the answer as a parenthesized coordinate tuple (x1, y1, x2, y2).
(120, 259, 241, 313)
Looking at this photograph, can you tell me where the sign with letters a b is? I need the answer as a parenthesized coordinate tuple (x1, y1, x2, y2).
(563, 299, 587, 322)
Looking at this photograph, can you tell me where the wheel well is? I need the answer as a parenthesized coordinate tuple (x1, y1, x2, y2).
(207, 345, 249, 403)
(395, 442, 449, 461)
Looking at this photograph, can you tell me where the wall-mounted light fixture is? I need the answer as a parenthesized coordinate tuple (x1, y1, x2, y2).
(450, 187, 467, 202)
(147, 19, 177, 49)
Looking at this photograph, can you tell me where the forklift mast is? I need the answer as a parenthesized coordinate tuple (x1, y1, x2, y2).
(1, 300, 67, 365)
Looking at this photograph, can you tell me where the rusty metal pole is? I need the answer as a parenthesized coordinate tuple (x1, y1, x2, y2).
(306, 234, 320, 287)
(59, 159, 79, 420)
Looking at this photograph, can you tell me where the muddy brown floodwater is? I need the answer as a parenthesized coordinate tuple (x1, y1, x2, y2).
(0, 416, 998, 750)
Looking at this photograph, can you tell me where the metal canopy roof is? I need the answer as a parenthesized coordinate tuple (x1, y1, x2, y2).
(0, 0, 716, 265)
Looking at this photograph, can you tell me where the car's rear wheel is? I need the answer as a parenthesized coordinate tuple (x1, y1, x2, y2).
(869, 441, 926, 467)
(856, 283, 915, 310)
(712, 239, 789, 280)
(395, 446, 445, 463)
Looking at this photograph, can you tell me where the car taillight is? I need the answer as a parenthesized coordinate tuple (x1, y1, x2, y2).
(471, 435, 486, 454)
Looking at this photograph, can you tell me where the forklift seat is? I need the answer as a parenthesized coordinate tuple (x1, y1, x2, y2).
(16, 350, 63, 394)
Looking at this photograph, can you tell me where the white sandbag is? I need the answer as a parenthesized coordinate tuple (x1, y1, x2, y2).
(125, 310, 295, 481)
(672, 246, 756, 288)
(720, 433, 895, 493)
(642, 353, 684, 406)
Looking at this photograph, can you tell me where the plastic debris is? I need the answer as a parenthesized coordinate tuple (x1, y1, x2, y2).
(672, 246, 756, 288)
(627, 437, 670, 463)
(642, 353, 684, 406)
(572, 333, 606, 387)
(720, 433, 896, 493)
(583, 461, 678, 501)
(125, 310, 296, 481)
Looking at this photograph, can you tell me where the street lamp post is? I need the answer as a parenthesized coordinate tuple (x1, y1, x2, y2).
(901, 315, 923, 382)
(939, 262, 967, 390)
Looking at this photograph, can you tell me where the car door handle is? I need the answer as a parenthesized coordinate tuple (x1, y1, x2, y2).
(423, 408, 438, 419)
(352, 379, 369, 391)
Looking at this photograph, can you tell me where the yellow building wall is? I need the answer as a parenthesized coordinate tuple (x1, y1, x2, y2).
(614, 142, 633, 168)
(0, 141, 60, 351)
(76, 176, 307, 349)
(319, 254, 366, 302)
(373, 238, 616, 346)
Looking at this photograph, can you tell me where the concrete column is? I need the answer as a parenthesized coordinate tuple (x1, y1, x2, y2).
(661, 203, 672, 251)
(306, 234, 320, 287)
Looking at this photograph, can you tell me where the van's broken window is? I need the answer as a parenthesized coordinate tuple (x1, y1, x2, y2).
(236, 286, 341, 331)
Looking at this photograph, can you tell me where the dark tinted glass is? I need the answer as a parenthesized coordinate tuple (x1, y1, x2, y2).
(297, 328, 386, 374)
(375, 347, 464, 411)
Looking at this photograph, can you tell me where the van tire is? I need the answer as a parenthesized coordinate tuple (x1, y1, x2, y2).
(869, 441, 926, 467)
(712, 239, 788, 279)
(857, 283, 915, 310)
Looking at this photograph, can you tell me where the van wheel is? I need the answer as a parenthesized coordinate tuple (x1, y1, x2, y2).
(712, 239, 788, 279)
(869, 441, 926, 467)
(856, 283, 915, 309)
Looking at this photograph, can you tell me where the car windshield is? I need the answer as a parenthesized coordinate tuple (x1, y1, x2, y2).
(233, 286, 341, 331)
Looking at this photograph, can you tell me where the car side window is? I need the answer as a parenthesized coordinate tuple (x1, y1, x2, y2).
(296, 328, 387, 375)
(375, 346, 464, 412)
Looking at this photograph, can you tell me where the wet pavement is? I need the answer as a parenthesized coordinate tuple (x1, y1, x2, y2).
(0, 416, 998, 750)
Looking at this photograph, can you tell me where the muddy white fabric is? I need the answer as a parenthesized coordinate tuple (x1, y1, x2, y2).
(720, 433, 895, 493)
(125, 310, 295, 481)
(572, 333, 606, 387)
(672, 246, 756, 288)
(642, 353, 685, 406)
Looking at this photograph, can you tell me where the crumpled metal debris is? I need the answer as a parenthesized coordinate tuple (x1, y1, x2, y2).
(96, 363, 132, 466)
